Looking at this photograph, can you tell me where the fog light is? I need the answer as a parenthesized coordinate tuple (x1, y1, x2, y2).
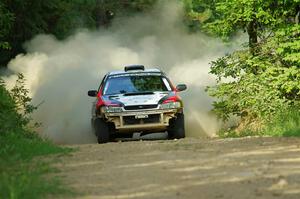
(102, 106, 123, 113)
(159, 102, 181, 109)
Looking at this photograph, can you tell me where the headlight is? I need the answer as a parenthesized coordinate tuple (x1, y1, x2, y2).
(101, 106, 123, 113)
(159, 102, 181, 109)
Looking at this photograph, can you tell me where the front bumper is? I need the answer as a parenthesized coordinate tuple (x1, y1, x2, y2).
(103, 109, 179, 132)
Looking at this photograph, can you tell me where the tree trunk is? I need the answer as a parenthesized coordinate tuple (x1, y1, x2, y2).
(295, 5, 300, 24)
(247, 19, 258, 54)
(95, 0, 111, 28)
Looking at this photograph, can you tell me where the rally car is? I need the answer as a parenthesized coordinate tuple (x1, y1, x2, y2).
(88, 65, 187, 143)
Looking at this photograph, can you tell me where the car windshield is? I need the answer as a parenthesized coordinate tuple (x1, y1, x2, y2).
(103, 75, 172, 95)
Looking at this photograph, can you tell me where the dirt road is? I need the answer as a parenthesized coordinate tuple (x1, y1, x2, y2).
(55, 137, 300, 199)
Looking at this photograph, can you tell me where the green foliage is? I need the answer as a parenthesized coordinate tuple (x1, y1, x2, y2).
(205, 0, 283, 38)
(0, 74, 38, 136)
(0, 0, 158, 66)
(11, 74, 39, 128)
(0, 0, 63, 65)
(182, 0, 217, 31)
(207, 24, 300, 133)
(0, 2, 14, 50)
(184, 0, 300, 49)
(203, 1, 300, 136)
(219, 108, 300, 138)
(0, 78, 22, 136)
(0, 75, 73, 199)
(264, 108, 300, 137)
(52, 0, 98, 38)
(276, 25, 300, 66)
(0, 132, 72, 199)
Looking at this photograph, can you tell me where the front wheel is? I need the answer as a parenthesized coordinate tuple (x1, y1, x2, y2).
(168, 113, 185, 139)
(94, 118, 110, 144)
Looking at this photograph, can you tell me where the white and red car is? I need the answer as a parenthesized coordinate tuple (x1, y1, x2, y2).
(88, 65, 187, 143)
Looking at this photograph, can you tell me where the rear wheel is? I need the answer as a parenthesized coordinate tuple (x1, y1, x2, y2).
(94, 118, 110, 144)
(168, 113, 185, 139)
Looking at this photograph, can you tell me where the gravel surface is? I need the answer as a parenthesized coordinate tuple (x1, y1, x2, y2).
(54, 137, 300, 199)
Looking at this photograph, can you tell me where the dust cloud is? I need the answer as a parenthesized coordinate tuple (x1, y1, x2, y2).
(3, 1, 241, 143)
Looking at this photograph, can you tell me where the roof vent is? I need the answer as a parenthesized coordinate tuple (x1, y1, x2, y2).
(124, 65, 145, 72)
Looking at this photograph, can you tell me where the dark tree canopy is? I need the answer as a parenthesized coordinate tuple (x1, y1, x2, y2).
(0, 0, 158, 67)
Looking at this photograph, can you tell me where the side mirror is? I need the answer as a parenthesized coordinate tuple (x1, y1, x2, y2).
(88, 90, 98, 97)
(176, 84, 187, 92)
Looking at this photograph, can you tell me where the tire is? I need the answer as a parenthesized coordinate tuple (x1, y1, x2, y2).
(168, 113, 185, 139)
(94, 118, 110, 144)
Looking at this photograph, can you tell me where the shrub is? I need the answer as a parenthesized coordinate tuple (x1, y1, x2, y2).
(207, 25, 300, 134)
(0, 74, 73, 199)
(0, 74, 38, 136)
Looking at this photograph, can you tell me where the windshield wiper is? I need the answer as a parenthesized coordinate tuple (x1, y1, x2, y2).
(123, 91, 154, 96)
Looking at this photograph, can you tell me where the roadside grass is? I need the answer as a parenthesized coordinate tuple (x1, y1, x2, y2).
(1, 76, 75, 198)
(0, 132, 73, 199)
(263, 109, 300, 137)
(219, 109, 300, 138)
(218, 129, 262, 138)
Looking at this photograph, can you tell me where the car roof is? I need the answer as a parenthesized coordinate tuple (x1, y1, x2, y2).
(107, 68, 164, 76)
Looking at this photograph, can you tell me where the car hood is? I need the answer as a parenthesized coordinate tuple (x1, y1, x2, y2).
(103, 92, 171, 106)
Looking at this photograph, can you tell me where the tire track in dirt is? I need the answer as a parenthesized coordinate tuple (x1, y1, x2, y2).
(55, 137, 300, 199)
